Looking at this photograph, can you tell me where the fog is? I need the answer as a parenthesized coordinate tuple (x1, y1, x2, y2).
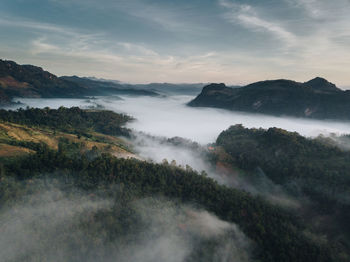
(0, 180, 252, 262)
(130, 132, 213, 175)
(118, 198, 252, 262)
(13, 95, 350, 207)
(15, 95, 350, 144)
(7, 93, 348, 260)
(105, 96, 350, 144)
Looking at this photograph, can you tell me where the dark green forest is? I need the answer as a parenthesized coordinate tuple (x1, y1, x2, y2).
(0, 108, 349, 262)
(0, 143, 334, 262)
(0, 107, 132, 137)
(214, 124, 350, 260)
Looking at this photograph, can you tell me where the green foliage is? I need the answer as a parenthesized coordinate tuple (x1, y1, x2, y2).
(0, 107, 132, 137)
(216, 124, 350, 260)
(216, 125, 350, 198)
(1, 146, 334, 262)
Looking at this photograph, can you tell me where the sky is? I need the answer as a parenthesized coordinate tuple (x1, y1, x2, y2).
(1, 0, 350, 87)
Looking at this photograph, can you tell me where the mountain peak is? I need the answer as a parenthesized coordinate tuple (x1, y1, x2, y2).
(304, 77, 340, 92)
(202, 83, 226, 93)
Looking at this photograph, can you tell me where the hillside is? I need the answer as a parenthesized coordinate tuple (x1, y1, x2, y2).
(0, 59, 160, 105)
(0, 107, 133, 158)
(130, 82, 205, 95)
(188, 78, 350, 120)
(0, 107, 341, 262)
(211, 124, 350, 260)
(61, 76, 160, 97)
(0, 137, 333, 262)
(0, 60, 89, 103)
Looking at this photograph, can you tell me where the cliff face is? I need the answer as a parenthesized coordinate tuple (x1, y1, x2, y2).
(188, 78, 350, 120)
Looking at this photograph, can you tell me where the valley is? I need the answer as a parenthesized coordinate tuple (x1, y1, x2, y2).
(1, 61, 350, 262)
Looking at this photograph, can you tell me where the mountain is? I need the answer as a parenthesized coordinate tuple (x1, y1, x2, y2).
(70, 77, 207, 95)
(0, 59, 88, 103)
(188, 78, 350, 120)
(304, 77, 340, 92)
(130, 82, 206, 95)
(212, 125, 350, 259)
(61, 76, 160, 97)
(0, 59, 160, 105)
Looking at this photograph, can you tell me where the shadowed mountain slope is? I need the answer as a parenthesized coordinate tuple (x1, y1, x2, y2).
(188, 78, 350, 120)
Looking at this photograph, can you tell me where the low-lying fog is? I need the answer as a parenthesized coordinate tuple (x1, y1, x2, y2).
(13, 94, 350, 206)
(0, 180, 252, 262)
(15, 95, 350, 144)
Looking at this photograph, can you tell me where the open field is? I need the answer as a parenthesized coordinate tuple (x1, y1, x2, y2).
(0, 121, 136, 159)
(0, 143, 34, 157)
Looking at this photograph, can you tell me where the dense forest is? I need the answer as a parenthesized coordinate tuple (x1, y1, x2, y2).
(0, 108, 349, 261)
(0, 107, 132, 137)
(213, 124, 350, 260)
(0, 143, 334, 262)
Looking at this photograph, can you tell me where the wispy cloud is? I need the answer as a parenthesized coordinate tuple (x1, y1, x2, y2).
(0, 16, 82, 37)
(287, 0, 350, 23)
(1, 0, 350, 86)
(290, 0, 323, 18)
(219, 0, 297, 47)
(47, 0, 209, 34)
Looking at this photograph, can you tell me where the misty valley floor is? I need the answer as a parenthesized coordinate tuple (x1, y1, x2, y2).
(2, 96, 350, 262)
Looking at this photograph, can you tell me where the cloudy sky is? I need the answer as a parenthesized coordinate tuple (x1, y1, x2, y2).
(1, 0, 350, 87)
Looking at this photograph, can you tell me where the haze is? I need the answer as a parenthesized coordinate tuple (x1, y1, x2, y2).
(16, 95, 350, 144)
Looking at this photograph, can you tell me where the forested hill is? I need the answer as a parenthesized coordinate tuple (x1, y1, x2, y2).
(1, 139, 334, 262)
(212, 124, 350, 260)
(0, 59, 88, 103)
(188, 78, 350, 120)
(61, 76, 160, 97)
(0, 107, 132, 136)
(0, 107, 340, 262)
(0, 59, 160, 105)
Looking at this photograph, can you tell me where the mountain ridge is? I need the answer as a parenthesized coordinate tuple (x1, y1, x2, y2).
(0, 59, 161, 104)
(188, 77, 350, 120)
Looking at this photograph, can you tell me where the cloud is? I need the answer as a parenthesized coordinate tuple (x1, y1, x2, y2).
(124, 198, 253, 262)
(0, 16, 95, 38)
(0, 179, 253, 262)
(30, 38, 60, 55)
(289, 0, 324, 18)
(26, 34, 264, 84)
(287, 0, 350, 19)
(0, 15, 218, 81)
(1, 1, 350, 85)
(120, 2, 208, 34)
(219, 0, 297, 47)
(47, 0, 209, 34)
(13, 95, 350, 208)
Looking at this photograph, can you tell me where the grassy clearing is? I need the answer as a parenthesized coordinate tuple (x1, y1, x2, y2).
(0, 122, 59, 149)
(0, 143, 35, 157)
(0, 121, 136, 159)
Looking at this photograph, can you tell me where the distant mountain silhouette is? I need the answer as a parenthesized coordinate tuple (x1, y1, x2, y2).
(188, 78, 350, 120)
(303, 77, 340, 92)
(0, 59, 87, 103)
(0, 59, 159, 105)
(129, 82, 205, 95)
(61, 76, 160, 97)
